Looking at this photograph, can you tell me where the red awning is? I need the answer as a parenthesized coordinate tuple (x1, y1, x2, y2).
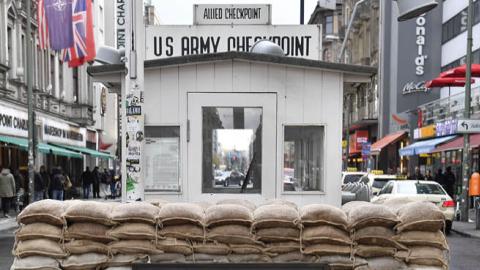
(425, 77, 475, 88)
(440, 64, 480, 78)
(371, 131, 407, 154)
(433, 134, 480, 152)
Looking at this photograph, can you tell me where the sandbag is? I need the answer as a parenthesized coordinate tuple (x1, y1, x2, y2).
(396, 246, 448, 268)
(342, 201, 371, 214)
(63, 201, 114, 225)
(260, 199, 298, 210)
(359, 257, 409, 270)
(271, 251, 316, 263)
(104, 267, 132, 270)
(302, 225, 351, 246)
(315, 256, 368, 269)
(186, 254, 230, 263)
(406, 265, 446, 270)
(301, 204, 348, 230)
(10, 256, 61, 270)
(354, 226, 406, 249)
(375, 197, 415, 214)
(16, 223, 63, 241)
(264, 241, 300, 254)
(229, 244, 264, 254)
(158, 203, 205, 226)
(65, 222, 114, 243)
(150, 253, 187, 263)
(15, 239, 66, 259)
(108, 223, 156, 240)
(302, 244, 351, 256)
(61, 253, 108, 270)
(109, 240, 158, 254)
(192, 242, 231, 255)
(205, 204, 253, 227)
(256, 227, 300, 242)
(207, 225, 259, 245)
(253, 204, 299, 229)
(17, 200, 66, 226)
(111, 202, 159, 224)
(160, 224, 204, 241)
(64, 239, 108, 255)
(354, 245, 397, 258)
(105, 254, 149, 267)
(216, 199, 256, 211)
(347, 203, 398, 230)
(393, 231, 448, 250)
(396, 202, 445, 232)
(228, 254, 272, 263)
(156, 238, 193, 255)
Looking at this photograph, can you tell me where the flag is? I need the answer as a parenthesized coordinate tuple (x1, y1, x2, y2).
(38, 0, 50, 49)
(44, 0, 74, 50)
(62, 0, 96, 68)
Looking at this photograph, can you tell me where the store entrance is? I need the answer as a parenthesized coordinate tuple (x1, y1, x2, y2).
(187, 93, 277, 203)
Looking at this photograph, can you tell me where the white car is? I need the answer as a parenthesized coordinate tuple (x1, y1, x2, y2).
(358, 173, 398, 195)
(341, 171, 367, 185)
(371, 180, 455, 233)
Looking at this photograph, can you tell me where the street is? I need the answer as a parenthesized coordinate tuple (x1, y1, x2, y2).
(0, 227, 478, 269)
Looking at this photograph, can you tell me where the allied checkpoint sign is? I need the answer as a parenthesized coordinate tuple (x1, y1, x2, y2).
(194, 4, 272, 25)
(145, 25, 322, 61)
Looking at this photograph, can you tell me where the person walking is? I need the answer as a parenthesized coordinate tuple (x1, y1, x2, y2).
(92, 167, 100, 199)
(63, 172, 72, 200)
(39, 166, 51, 199)
(0, 167, 16, 218)
(444, 166, 456, 198)
(108, 169, 116, 199)
(81, 167, 92, 199)
(410, 166, 425, 180)
(33, 169, 45, 202)
(434, 168, 445, 186)
(50, 167, 65, 201)
(425, 170, 433, 180)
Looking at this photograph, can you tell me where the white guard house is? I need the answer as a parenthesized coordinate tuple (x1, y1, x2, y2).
(88, 51, 375, 206)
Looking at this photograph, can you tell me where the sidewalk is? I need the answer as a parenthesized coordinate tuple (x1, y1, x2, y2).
(452, 209, 480, 239)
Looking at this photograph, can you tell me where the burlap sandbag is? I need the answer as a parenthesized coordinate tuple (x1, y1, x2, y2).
(159, 224, 204, 241)
(302, 244, 351, 256)
(108, 223, 156, 240)
(111, 202, 159, 224)
(253, 204, 299, 229)
(156, 238, 193, 255)
(354, 226, 407, 249)
(229, 244, 264, 254)
(256, 227, 300, 242)
(186, 254, 230, 263)
(207, 225, 259, 245)
(205, 204, 253, 227)
(104, 267, 132, 270)
(158, 203, 205, 226)
(104, 254, 149, 267)
(61, 253, 108, 270)
(15, 239, 66, 258)
(315, 256, 368, 269)
(396, 246, 448, 268)
(228, 254, 272, 263)
(342, 201, 370, 214)
(65, 222, 114, 243)
(406, 265, 445, 270)
(260, 199, 298, 210)
(393, 231, 448, 250)
(347, 203, 399, 230)
(375, 197, 415, 214)
(355, 257, 409, 270)
(396, 202, 445, 232)
(192, 242, 231, 255)
(271, 251, 316, 263)
(354, 245, 397, 258)
(264, 241, 301, 254)
(300, 204, 349, 230)
(64, 239, 109, 255)
(109, 240, 158, 254)
(302, 225, 351, 246)
(216, 199, 256, 211)
(16, 223, 63, 241)
(64, 201, 114, 225)
(10, 256, 61, 270)
(150, 253, 187, 263)
(17, 200, 66, 226)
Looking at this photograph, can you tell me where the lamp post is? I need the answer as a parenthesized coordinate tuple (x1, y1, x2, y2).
(460, 0, 474, 222)
(26, 0, 35, 204)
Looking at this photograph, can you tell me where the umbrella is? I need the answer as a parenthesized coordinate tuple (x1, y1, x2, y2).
(440, 64, 480, 78)
(425, 77, 475, 96)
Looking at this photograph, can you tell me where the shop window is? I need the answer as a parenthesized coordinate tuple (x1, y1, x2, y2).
(283, 126, 324, 192)
(144, 126, 180, 192)
(202, 107, 262, 194)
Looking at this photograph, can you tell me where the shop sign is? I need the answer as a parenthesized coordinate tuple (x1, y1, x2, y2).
(116, 0, 126, 49)
(436, 120, 458, 137)
(349, 130, 368, 154)
(362, 142, 371, 157)
(42, 119, 86, 147)
(456, 119, 480, 133)
(0, 104, 28, 138)
(146, 25, 321, 60)
(413, 124, 436, 139)
(194, 4, 271, 25)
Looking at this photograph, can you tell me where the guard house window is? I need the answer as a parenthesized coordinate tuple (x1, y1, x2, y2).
(325, 15, 333, 35)
(283, 126, 324, 192)
(202, 107, 262, 194)
(144, 126, 181, 192)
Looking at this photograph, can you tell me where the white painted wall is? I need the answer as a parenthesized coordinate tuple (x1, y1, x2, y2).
(143, 59, 344, 206)
(442, 0, 472, 23)
(441, 23, 480, 67)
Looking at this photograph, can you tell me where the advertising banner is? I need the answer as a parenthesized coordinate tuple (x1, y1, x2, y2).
(42, 119, 86, 147)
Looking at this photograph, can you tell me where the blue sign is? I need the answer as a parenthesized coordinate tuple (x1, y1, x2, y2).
(436, 120, 458, 137)
(362, 142, 371, 157)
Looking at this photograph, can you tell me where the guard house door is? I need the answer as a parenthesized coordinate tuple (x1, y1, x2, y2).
(187, 93, 277, 203)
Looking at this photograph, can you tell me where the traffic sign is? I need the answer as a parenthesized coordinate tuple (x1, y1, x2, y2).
(456, 119, 480, 133)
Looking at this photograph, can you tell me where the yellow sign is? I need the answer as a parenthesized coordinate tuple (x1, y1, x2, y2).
(347, 167, 358, 172)
(342, 140, 347, 149)
(415, 125, 436, 139)
(371, 170, 384, 175)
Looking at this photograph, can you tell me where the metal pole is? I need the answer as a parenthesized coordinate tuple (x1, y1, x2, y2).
(337, 0, 368, 63)
(345, 94, 351, 170)
(460, 0, 474, 222)
(26, 0, 35, 204)
(300, 0, 305, 25)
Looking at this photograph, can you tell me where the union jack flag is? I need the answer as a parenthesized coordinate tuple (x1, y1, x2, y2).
(37, 0, 50, 50)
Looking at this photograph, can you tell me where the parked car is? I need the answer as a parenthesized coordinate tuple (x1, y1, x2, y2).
(225, 170, 245, 187)
(371, 180, 455, 233)
(214, 170, 231, 186)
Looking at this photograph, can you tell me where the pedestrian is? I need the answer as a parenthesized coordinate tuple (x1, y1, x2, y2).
(444, 166, 456, 198)
(39, 166, 51, 199)
(81, 167, 92, 199)
(33, 169, 45, 202)
(410, 166, 425, 180)
(63, 172, 72, 200)
(0, 167, 15, 218)
(92, 167, 100, 199)
(50, 167, 65, 201)
(109, 169, 116, 199)
(425, 169, 433, 180)
(434, 168, 445, 186)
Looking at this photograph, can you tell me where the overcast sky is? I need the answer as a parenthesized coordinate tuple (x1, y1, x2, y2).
(149, 0, 318, 25)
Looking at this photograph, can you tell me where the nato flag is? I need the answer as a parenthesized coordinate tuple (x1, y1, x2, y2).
(44, 0, 74, 50)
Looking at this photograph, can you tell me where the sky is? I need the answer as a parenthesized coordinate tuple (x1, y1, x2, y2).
(149, 0, 318, 25)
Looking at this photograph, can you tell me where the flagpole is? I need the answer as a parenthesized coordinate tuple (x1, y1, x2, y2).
(26, 0, 35, 204)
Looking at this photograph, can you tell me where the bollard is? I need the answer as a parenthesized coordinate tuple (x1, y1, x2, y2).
(469, 173, 480, 229)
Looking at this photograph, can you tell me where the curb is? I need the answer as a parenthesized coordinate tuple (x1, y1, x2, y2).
(0, 219, 18, 234)
(451, 228, 474, 238)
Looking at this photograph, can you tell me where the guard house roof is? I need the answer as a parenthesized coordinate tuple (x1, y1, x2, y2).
(88, 51, 377, 77)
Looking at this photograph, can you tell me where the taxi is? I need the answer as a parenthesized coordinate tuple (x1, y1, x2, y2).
(357, 170, 398, 195)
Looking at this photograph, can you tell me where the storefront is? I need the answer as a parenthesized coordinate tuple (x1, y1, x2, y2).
(370, 130, 408, 174)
